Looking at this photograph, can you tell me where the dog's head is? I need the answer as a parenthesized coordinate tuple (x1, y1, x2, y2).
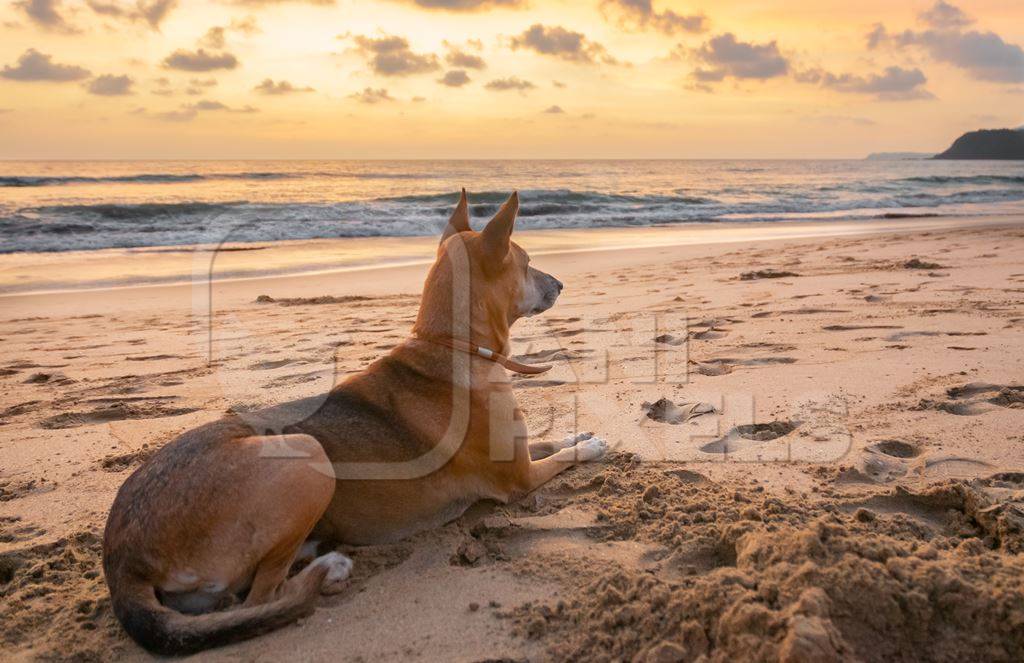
(416, 190, 562, 342)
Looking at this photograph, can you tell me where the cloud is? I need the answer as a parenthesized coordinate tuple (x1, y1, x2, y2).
(602, 0, 707, 35)
(88, 74, 134, 95)
(254, 78, 314, 94)
(85, 0, 128, 17)
(808, 114, 878, 126)
(868, 3, 1024, 83)
(0, 49, 91, 82)
(919, 1, 972, 29)
(144, 98, 256, 121)
(510, 24, 617, 64)
(484, 76, 534, 91)
(230, 16, 260, 34)
(438, 70, 471, 87)
(542, 104, 564, 114)
(689, 33, 789, 82)
(151, 76, 172, 95)
(444, 43, 486, 69)
(163, 48, 239, 72)
(691, 67, 725, 82)
(391, 0, 522, 10)
(14, 0, 78, 32)
(350, 34, 440, 76)
(138, 0, 176, 27)
(198, 17, 260, 49)
(184, 77, 217, 95)
(200, 26, 227, 49)
(798, 65, 933, 101)
(909, 30, 1022, 83)
(155, 108, 197, 121)
(87, 0, 178, 29)
(349, 87, 394, 103)
(188, 99, 253, 112)
(230, 0, 334, 5)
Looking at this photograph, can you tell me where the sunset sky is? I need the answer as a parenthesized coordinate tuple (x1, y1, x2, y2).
(0, 0, 1022, 159)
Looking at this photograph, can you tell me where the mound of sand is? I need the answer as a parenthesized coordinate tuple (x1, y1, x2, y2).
(505, 454, 1024, 662)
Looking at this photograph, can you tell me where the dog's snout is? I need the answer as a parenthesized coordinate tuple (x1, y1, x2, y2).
(553, 277, 564, 292)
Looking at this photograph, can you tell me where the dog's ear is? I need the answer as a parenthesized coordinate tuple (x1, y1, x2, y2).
(439, 188, 470, 246)
(481, 191, 518, 263)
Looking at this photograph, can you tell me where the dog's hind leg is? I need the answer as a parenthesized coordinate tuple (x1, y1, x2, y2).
(232, 434, 344, 606)
(246, 549, 353, 606)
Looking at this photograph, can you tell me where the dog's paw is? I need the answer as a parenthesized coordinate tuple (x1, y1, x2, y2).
(574, 436, 608, 462)
(295, 539, 320, 564)
(557, 431, 593, 450)
(315, 551, 353, 594)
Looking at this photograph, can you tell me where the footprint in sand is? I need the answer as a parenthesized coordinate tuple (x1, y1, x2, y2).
(886, 331, 988, 343)
(98, 446, 157, 472)
(823, 324, 903, 332)
(0, 516, 46, 544)
(511, 378, 567, 389)
(663, 468, 712, 485)
(0, 478, 55, 503)
(125, 354, 182, 362)
(39, 400, 199, 429)
(739, 269, 800, 280)
(0, 400, 43, 423)
(689, 327, 730, 341)
(512, 348, 589, 362)
(23, 372, 76, 385)
(916, 382, 1024, 416)
(699, 420, 797, 454)
(919, 456, 994, 480)
(641, 398, 716, 425)
(903, 258, 944, 270)
(982, 472, 1024, 489)
(250, 358, 298, 370)
(844, 440, 923, 483)
(749, 309, 851, 319)
(691, 356, 797, 376)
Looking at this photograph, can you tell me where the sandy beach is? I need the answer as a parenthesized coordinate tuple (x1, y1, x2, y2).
(2, 216, 1024, 662)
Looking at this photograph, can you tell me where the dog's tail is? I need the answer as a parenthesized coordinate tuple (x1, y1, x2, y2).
(108, 568, 327, 656)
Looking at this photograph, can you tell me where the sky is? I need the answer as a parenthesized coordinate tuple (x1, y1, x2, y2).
(0, 0, 1022, 159)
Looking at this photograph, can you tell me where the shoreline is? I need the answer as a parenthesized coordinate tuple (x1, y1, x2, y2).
(3, 213, 1023, 298)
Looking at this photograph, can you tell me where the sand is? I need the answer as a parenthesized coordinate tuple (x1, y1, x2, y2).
(1, 216, 1023, 661)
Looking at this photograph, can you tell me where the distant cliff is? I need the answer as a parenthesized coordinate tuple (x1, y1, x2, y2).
(934, 129, 1024, 160)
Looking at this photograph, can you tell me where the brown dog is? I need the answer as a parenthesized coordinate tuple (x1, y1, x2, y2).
(102, 190, 607, 654)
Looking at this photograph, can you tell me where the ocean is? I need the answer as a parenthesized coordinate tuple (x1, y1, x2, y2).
(2, 159, 1023, 254)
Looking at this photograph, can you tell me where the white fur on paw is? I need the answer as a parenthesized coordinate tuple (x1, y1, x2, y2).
(295, 540, 319, 564)
(557, 431, 593, 450)
(315, 552, 353, 593)
(574, 436, 608, 462)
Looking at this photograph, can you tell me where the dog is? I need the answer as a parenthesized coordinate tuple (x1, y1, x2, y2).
(102, 190, 608, 655)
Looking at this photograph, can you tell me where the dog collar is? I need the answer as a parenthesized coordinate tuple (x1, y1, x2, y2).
(414, 334, 552, 375)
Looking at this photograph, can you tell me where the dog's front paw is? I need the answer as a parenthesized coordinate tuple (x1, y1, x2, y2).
(315, 551, 353, 594)
(574, 436, 608, 462)
(557, 431, 593, 450)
